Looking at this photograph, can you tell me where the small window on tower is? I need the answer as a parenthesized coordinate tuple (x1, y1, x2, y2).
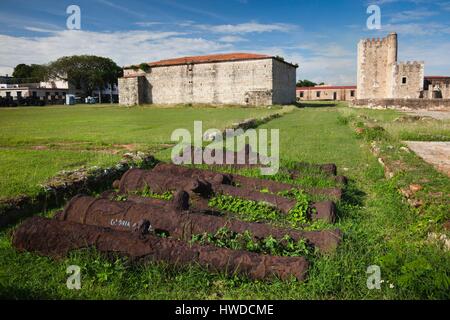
(316, 91, 321, 98)
(402, 77, 407, 84)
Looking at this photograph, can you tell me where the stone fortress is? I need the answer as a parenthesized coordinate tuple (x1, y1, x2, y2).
(118, 33, 449, 109)
(119, 53, 297, 106)
(357, 32, 424, 100)
(353, 32, 450, 109)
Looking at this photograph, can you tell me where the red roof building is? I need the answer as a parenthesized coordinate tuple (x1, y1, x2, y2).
(119, 53, 298, 106)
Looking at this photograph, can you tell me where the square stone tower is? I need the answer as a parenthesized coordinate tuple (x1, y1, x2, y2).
(357, 32, 424, 99)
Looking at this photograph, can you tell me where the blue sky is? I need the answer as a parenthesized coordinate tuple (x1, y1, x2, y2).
(0, 0, 449, 84)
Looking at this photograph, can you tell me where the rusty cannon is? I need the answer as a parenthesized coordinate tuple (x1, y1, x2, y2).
(176, 146, 341, 178)
(12, 216, 310, 281)
(152, 163, 343, 200)
(115, 168, 214, 197)
(115, 168, 337, 222)
(56, 194, 342, 253)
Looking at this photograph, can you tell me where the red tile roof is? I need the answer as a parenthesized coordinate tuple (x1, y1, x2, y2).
(148, 53, 271, 67)
(297, 86, 357, 91)
(125, 53, 297, 69)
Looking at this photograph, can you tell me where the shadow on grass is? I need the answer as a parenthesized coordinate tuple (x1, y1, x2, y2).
(335, 179, 366, 221)
(342, 180, 366, 207)
(0, 286, 59, 300)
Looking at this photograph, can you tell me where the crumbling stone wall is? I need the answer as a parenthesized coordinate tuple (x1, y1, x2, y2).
(351, 98, 450, 111)
(119, 58, 296, 106)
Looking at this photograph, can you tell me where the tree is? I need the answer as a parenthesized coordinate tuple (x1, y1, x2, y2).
(296, 79, 318, 87)
(12, 64, 47, 83)
(47, 55, 122, 98)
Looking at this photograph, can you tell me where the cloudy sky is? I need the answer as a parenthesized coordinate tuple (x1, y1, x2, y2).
(0, 0, 449, 84)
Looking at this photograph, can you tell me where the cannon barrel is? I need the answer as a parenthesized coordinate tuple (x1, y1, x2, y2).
(152, 163, 342, 199)
(12, 216, 309, 281)
(58, 195, 341, 253)
(118, 168, 213, 197)
(116, 168, 337, 220)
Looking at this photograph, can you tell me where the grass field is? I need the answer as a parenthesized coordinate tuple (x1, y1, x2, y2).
(0, 104, 283, 198)
(338, 107, 450, 142)
(0, 102, 449, 299)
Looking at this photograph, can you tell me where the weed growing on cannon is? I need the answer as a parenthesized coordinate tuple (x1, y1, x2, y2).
(208, 192, 311, 226)
(278, 189, 311, 226)
(140, 186, 174, 201)
(208, 195, 279, 222)
(112, 194, 128, 202)
(190, 227, 312, 257)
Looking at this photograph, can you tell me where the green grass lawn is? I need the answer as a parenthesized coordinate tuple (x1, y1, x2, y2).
(0, 148, 120, 199)
(0, 104, 283, 198)
(0, 102, 448, 299)
(338, 107, 450, 141)
(0, 104, 283, 148)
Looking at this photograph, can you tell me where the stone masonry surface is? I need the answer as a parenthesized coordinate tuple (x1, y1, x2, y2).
(119, 53, 297, 106)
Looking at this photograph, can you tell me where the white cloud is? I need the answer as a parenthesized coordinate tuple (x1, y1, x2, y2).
(243, 45, 356, 85)
(381, 22, 450, 35)
(294, 43, 353, 58)
(24, 26, 58, 33)
(95, 0, 146, 18)
(291, 53, 355, 85)
(439, 2, 450, 11)
(0, 19, 297, 75)
(134, 21, 166, 27)
(0, 11, 61, 33)
(401, 41, 450, 75)
(0, 30, 231, 74)
(196, 22, 294, 34)
(366, 0, 428, 5)
(389, 9, 438, 23)
(218, 35, 248, 43)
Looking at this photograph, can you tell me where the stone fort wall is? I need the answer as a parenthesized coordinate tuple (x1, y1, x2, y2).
(393, 61, 424, 99)
(119, 58, 296, 106)
(357, 32, 424, 100)
(351, 98, 450, 111)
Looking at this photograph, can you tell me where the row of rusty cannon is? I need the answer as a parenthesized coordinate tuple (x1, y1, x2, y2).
(12, 159, 346, 281)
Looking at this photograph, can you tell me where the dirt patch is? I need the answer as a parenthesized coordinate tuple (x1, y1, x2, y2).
(404, 141, 450, 177)
(31, 146, 49, 150)
(112, 144, 138, 152)
(403, 110, 450, 121)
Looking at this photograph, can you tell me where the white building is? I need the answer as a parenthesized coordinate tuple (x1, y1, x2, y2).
(119, 53, 298, 106)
